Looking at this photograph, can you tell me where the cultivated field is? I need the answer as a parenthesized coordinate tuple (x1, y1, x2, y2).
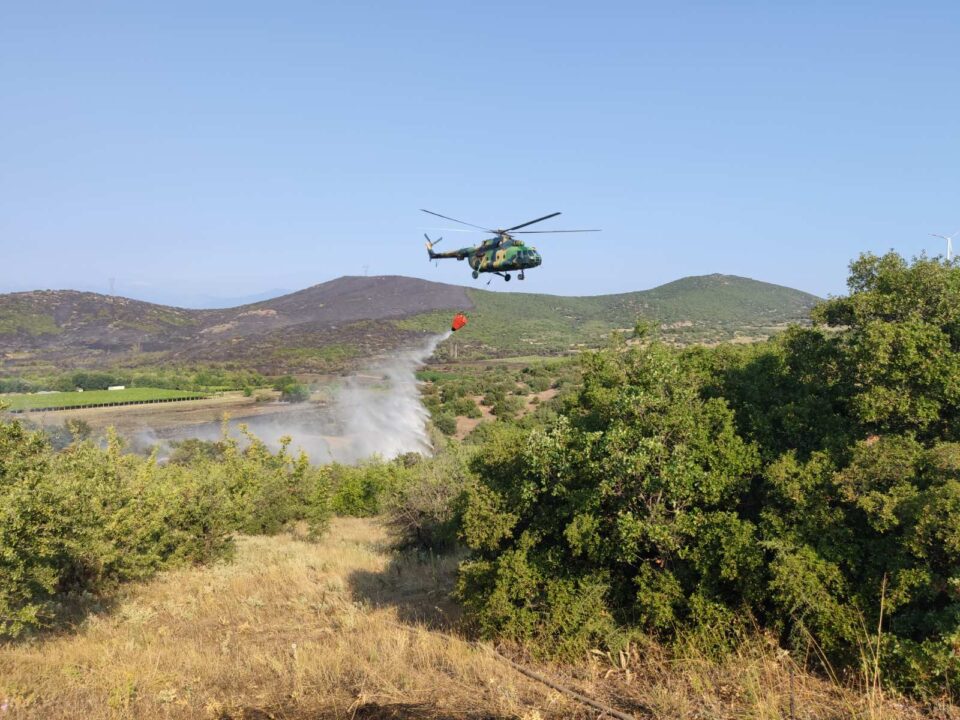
(1, 387, 206, 412)
(18, 390, 293, 436)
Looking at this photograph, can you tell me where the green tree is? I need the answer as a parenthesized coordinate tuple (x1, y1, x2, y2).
(814, 252, 960, 439)
(458, 339, 760, 655)
(455, 252, 960, 696)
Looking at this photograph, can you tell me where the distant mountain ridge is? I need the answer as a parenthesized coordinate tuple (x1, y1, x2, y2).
(0, 274, 820, 375)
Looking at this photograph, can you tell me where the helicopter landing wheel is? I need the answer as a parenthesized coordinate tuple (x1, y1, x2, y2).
(471, 270, 479, 279)
(504, 273, 511, 282)
(519, 271, 525, 280)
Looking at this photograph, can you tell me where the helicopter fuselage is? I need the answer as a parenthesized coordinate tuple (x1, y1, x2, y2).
(469, 236, 542, 273)
(427, 234, 541, 278)
(420, 208, 596, 281)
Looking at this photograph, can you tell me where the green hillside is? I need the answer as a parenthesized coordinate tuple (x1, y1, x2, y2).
(0, 274, 819, 376)
(401, 274, 821, 359)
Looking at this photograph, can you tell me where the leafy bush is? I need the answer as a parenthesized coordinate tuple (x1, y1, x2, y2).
(0, 377, 37, 394)
(458, 340, 759, 656)
(280, 382, 310, 403)
(490, 394, 523, 419)
(0, 426, 232, 636)
(440, 383, 467, 402)
(455, 253, 960, 698)
(481, 387, 507, 406)
(434, 413, 458, 436)
(526, 376, 551, 393)
(448, 397, 481, 418)
(271, 375, 297, 391)
(0, 420, 331, 637)
(168, 438, 227, 465)
(213, 428, 330, 536)
(56, 371, 129, 391)
(328, 460, 408, 516)
(384, 445, 474, 552)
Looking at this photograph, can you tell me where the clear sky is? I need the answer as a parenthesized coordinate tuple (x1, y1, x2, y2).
(2, 1, 958, 306)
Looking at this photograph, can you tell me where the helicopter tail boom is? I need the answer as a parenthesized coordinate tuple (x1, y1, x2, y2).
(426, 244, 470, 260)
(425, 233, 470, 260)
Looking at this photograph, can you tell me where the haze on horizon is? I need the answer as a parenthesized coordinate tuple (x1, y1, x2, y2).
(2, 2, 959, 306)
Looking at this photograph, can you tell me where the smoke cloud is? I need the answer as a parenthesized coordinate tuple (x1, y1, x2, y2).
(141, 332, 450, 464)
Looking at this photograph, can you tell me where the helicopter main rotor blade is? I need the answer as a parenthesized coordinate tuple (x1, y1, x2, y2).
(420, 209, 493, 232)
(419, 227, 485, 233)
(504, 212, 562, 232)
(512, 229, 602, 234)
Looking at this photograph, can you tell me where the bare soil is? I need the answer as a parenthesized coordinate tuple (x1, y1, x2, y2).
(454, 388, 557, 440)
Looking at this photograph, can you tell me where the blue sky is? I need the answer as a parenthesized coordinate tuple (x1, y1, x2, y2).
(2, 1, 958, 306)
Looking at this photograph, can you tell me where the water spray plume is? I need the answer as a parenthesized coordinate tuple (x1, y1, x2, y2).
(140, 333, 451, 464)
(333, 331, 450, 462)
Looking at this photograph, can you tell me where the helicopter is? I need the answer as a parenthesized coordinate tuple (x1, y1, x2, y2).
(421, 209, 599, 281)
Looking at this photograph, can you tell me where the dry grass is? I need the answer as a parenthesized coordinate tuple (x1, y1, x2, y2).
(0, 519, 571, 719)
(0, 518, 953, 719)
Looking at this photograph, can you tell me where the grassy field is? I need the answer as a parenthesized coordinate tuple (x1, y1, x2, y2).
(1, 387, 206, 412)
(0, 517, 934, 719)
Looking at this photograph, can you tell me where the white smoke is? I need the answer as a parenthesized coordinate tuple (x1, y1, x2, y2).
(138, 332, 450, 464)
(333, 331, 450, 462)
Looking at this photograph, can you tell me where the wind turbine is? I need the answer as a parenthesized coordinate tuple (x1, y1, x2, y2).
(931, 231, 959, 261)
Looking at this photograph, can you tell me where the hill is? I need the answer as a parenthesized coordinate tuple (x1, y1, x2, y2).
(406, 274, 821, 359)
(0, 274, 819, 376)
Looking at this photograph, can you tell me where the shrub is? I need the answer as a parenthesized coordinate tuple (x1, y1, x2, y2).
(526, 376, 551, 393)
(214, 428, 330, 536)
(480, 385, 508, 406)
(0, 426, 235, 636)
(280, 383, 310, 403)
(455, 253, 960, 698)
(384, 445, 474, 552)
(490, 394, 523, 419)
(0, 419, 331, 637)
(458, 342, 759, 656)
(271, 375, 297, 391)
(0, 377, 36, 394)
(329, 460, 407, 516)
(448, 397, 481, 418)
(440, 383, 467, 402)
(434, 413, 458, 436)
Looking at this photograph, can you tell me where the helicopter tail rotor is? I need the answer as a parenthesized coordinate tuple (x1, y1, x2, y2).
(424, 233, 442, 263)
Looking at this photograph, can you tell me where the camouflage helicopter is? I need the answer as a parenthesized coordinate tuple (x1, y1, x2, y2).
(422, 209, 599, 281)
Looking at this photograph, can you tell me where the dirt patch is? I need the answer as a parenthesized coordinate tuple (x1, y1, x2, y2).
(453, 389, 556, 440)
(525, 388, 557, 410)
(454, 395, 494, 440)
